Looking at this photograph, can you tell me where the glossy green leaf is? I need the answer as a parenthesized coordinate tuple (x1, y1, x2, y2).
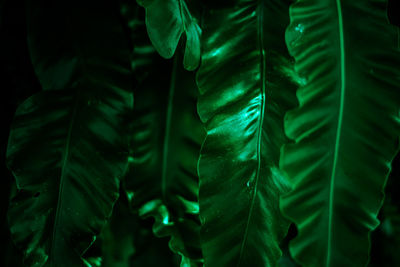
(280, 0, 400, 266)
(6, 0, 133, 266)
(196, 1, 297, 266)
(136, 0, 201, 70)
(123, 15, 204, 263)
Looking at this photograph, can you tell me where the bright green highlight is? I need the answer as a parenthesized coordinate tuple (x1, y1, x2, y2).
(327, 0, 346, 266)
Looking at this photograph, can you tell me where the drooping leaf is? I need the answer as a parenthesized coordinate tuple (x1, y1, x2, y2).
(196, 1, 297, 266)
(126, 53, 204, 265)
(280, 0, 400, 266)
(6, 0, 133, 266)
(122, 9, 204, 263)
(136, 0, 201, 70)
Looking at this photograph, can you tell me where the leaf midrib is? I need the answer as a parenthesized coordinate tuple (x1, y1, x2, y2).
(178, 0, 187, 32)
(51, 99, 78, 265)
(50, 12, 92, 265)
(161, 55, 178, 200)
(326, 0, 346, 266)
(237, 2, 266, 265)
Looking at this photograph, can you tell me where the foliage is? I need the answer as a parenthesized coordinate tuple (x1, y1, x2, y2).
(1, 0, 400, 266)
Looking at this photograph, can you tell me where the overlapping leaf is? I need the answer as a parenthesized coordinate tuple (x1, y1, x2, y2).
(6, 0, 133, 265)
(196, 0, 297, 266)
(280, 0, 400, 266)
(122, 8, 204, 263)
(136, 0, 201, 70)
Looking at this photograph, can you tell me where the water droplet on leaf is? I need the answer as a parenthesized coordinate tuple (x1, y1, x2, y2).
(287, 23, 305, 49)
(295, 23, 304, 33)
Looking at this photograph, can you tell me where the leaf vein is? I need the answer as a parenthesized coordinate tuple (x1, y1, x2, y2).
(237, 2, 266, 265)
(327, 0, 346, 266)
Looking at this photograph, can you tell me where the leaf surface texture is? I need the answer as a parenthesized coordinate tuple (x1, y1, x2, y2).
(137, 0, 201, 70)
(123, 11, 204, 264)
(280, 0, 400, 266)
(196, 0, 297, 266)
(6, 1, 133, 266)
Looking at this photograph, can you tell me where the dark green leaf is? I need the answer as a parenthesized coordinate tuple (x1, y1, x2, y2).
(136, 0, 201, 70)
(280, 0, 400, 266)
(6, 0, 133, 266)
(196, 1, 297, 266)
(123, 15, 204, 263)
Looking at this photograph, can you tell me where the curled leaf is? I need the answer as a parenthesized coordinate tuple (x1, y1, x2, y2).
(137, 0, 201, 70)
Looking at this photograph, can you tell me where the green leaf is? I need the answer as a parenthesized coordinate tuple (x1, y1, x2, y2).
(123, 15, 204, 263)
(6, 0, 133, 266)
(196, 1, 297, 266)
(280, 0, 400, 266)
(136, 0, 201, 70)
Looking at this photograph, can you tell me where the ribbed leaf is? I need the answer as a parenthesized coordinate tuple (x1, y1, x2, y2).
(196, 1, 297, 266)
(123, 12, 204, 263)
(136, 0, 201, 70)
(280, 0, 400, 266)
(6, 1, 133, 266)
